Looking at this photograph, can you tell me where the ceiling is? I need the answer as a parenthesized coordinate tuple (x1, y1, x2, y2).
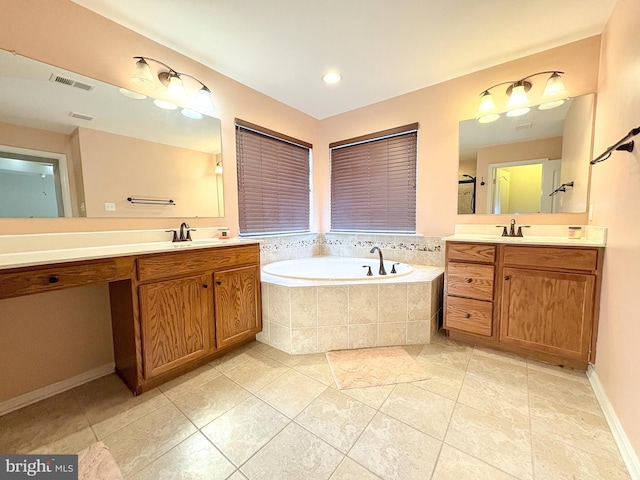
(70, 0, 616, 120)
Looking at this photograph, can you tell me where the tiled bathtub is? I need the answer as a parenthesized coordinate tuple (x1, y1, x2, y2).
(259, 260, 444, 354)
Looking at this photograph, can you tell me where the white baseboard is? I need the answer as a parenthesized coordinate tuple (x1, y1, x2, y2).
(0, 363, 115, 417)
(588, 365, 640, 480)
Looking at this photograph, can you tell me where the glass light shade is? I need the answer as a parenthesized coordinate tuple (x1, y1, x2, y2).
(131, 59, 156, 87)
(539, 73, 568, 110)
(476, 91, 500, 123)
(506, 84, 530, 110)
(506, 107, 530, 117)
(153, 99, 178, 110)
(194, 87, 214, 113)
(181, 108, 203, 119)
(541, 73, 568, 99)
(215, 162, 223, 175)
(166, 74, 186, 100)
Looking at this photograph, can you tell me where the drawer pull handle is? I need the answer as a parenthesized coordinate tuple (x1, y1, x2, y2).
(203, 284, 209, 289)
(216, 281, 222, 285)
(465, 278, 473, 283)
(465, 313, 471, 318)
(504, 275, 511, 281)
(48, 276, 59, 284)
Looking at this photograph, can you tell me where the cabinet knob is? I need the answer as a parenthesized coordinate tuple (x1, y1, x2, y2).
(216, 281, 222, 285)
(465, 313, 471, 319)
(48, 276, 59, 284)
(203, 284, 209, 288)
(465, 278, 473, 283)
(504, 275, 511, 281)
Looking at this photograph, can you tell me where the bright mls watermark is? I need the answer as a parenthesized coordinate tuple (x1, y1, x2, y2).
(0, 455, 77, 479)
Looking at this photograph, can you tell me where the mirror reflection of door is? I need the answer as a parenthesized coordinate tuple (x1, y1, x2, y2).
(488, 158, 559, 214)
(0, 148, 71, 218)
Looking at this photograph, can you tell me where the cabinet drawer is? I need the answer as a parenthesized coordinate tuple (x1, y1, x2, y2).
(445, 296, 493, 336)
(137, 245, 259, 282)
(0, 259, 119, 299)
(447, 262, 494, 301)
(503, 246, 598, 272)
(447, 242, 496, 263)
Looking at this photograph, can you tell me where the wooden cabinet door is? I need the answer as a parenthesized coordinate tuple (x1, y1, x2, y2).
(139, 274, 212, 379)
(500, 267, 595, 361)
(214, 265, 261, 349)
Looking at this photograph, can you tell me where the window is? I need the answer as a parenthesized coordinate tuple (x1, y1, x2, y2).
(330, 123, 418, 233)
(235, 119, 312, 235)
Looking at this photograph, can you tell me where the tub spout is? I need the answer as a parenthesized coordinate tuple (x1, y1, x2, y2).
(369, 246, 387, 275)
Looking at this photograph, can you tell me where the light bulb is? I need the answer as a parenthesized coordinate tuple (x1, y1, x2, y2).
(539, 72, 568, 110)
(166, 74, 186, 100)
(476, 91, 500, 123)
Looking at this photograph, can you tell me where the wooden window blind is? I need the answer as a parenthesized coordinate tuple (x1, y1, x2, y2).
(235, 119, 312, 235)
(330, 123, 418, 233)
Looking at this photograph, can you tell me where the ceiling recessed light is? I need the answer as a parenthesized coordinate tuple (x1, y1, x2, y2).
(323, 72, 342, 84)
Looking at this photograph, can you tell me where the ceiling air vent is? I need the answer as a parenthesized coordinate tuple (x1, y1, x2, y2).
(69, 111, 94, 121)
(49, 73, 95, 92)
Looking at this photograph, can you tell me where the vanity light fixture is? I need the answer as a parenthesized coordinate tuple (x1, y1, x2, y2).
(215, 160, 223, 175)
(129, 56, 214, 118)
(476, 71, 567, 123)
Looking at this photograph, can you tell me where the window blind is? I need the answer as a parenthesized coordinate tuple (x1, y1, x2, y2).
(236, 120, 311, 235)
(330, 124, 417, 233)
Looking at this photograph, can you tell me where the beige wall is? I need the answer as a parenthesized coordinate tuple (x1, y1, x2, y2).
(590, 0, 640, 457)
(78, 128, 220, 217)
(561, 94, 595, 213)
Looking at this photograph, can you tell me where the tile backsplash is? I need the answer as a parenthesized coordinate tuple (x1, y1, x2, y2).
(258, 232, 443, 267)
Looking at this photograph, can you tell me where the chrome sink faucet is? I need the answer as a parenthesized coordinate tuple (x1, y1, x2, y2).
(369, 246, 387, 275)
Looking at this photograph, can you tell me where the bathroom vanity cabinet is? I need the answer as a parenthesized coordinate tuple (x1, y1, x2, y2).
(444, 241, 603, 369)
(0, 242, 262, 395)
(111, 243, 262, 393)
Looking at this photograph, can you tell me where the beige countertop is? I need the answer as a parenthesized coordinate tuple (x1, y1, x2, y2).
(0, 229, 260, 270)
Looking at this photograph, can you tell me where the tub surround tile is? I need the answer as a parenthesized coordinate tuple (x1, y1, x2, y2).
(407, 282, 431, 321)
(378, 283, 408, 323)
(348, 284, 379, 325)
(290, 327, 318, 354)
(318, 286, 348, 326)
(269, 284, 291, 327)
(318, 325, 349, 352)
(129, 432, 235, 480)
(406, 321, 431, 344)
(268, 323, 293, 354)
(378, 322, 407, 346)
(290, 286, 318, 328)
(348, 324, 378, 349)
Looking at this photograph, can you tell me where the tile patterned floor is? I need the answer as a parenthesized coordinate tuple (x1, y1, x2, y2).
(0, 333, 631, 480)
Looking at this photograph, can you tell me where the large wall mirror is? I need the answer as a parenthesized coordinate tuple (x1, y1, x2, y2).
(0, 49, 224, 218)
(458, 93, 595, 215)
